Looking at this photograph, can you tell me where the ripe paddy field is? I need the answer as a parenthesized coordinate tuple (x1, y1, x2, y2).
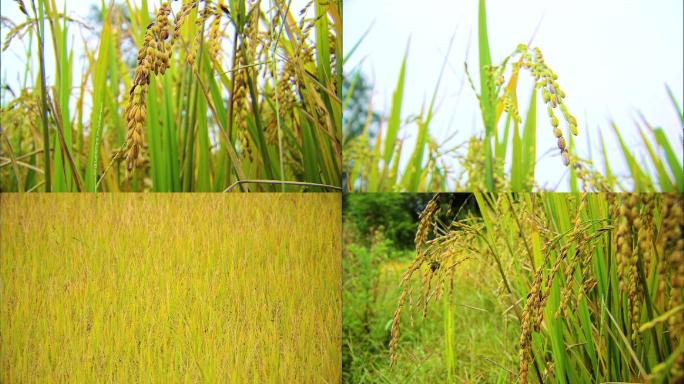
(0, 193, 341, 383)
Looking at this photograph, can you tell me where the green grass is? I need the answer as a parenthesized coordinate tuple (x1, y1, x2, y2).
(0, 193, 341, 382)
(343, 234, 517, 383)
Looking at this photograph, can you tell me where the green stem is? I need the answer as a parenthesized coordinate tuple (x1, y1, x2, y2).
(31, 0, 51, 191)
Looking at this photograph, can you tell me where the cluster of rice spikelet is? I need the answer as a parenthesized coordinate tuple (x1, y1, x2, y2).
(207, 1, 224, 62)
(187, 1, 212, 67)
(231, 4, 262, 161)
(124, 0, 232, 169)
(389, 195, 440, 367)
(124, 2, 172, 172)
(389, 193, 683, 383)
(660, 194, 684, 379)
(0, 0, 341, 191)
(616, 194, 642, 339)
(390, 195, 475, 367)
(415, 195, 439, 258)
(513, 45, 577, 167)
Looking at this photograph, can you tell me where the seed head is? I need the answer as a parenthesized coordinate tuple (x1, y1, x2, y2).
(124, 2, 173, 172)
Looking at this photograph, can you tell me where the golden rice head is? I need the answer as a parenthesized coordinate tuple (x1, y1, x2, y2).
(616, 194, 642, 341)
(415, 195, 440, 258)
(188, 2, 212, 67)
(232, 52, 253, 162)
(389, 258, 424, 367)
(173, 1, 199, 46)
(556, 195, 588, 318)
(660, 194, 684, 379)
(124, 2, 172, 171)
(207, 4, 222, 63)
(124, 87, 147, 172)
(518, 268, 544, 384)
(635, 194, 656, 273)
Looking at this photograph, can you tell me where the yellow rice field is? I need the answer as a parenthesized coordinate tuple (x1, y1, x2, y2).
(0, 193, 340, 383)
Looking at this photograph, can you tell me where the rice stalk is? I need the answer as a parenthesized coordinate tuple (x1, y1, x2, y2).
(390, 193, 683, 383)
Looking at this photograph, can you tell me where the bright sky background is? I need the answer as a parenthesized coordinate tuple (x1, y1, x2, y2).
(344, 0, 684, 190)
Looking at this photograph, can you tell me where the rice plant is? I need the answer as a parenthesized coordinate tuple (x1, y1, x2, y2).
(0, 193, 341, 382)
(0, 0, 341, 192)
(390, 193, 683, 383)
(343, 0, 683, 192)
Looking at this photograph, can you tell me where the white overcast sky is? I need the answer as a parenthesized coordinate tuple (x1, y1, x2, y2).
(344, 0, 683, 190)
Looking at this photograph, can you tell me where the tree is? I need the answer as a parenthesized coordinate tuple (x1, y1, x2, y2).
(342, 71, 380, 144)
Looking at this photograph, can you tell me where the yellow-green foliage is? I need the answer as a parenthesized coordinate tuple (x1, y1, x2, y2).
(0, 193, 341, 382)
(391, 193, 683, 383)
(0, 0, 341, 192)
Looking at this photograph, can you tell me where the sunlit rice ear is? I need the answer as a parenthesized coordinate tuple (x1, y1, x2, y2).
(124, 2, 172, 173)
